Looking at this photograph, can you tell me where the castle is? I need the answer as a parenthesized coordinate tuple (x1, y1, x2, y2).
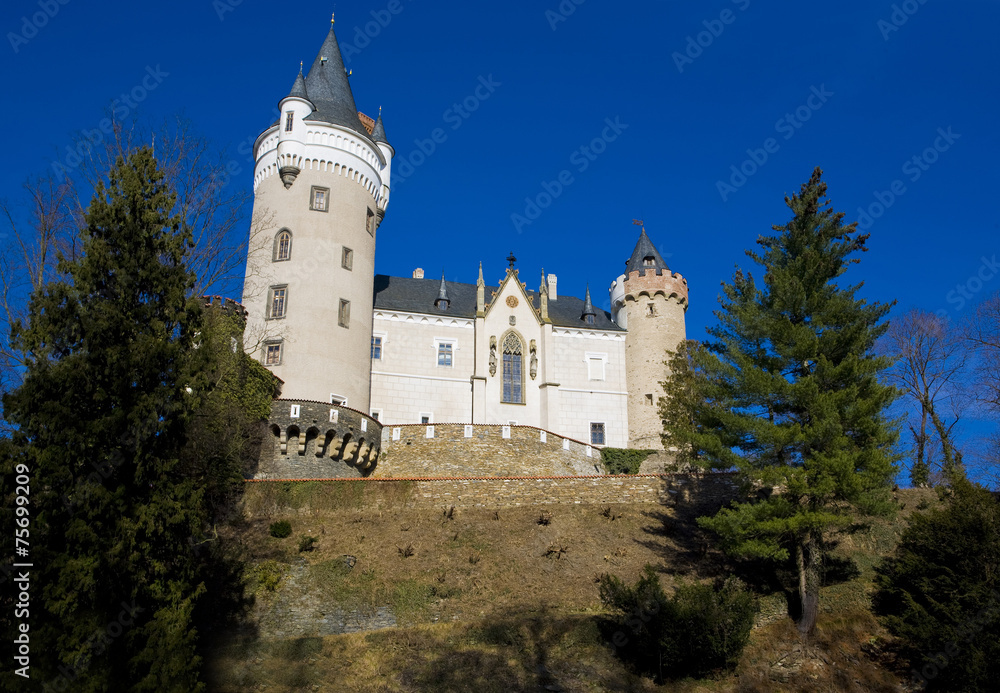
(241, 20, 689, 473)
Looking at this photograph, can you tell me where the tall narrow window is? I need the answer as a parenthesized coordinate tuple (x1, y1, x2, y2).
(342, 247, 353, 271)
(502, 333, 523, 404)
(371, 336, 382, 360)
(269, 286, 287, 319)
(338, 299, 350, 328)
(437, 342, 453, 367)
(274, 229, 292, 261)
(284, 112, 294, 132)
(590, 423, 606, 446)
(366, 207, 376, 235)
(310, 186, 329, 212)
(264, 341, 283, 366)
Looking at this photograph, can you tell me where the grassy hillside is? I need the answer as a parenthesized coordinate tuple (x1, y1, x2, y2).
(205, 482, 940, 692)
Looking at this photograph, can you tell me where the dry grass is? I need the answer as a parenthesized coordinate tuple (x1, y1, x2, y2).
(206, 484, 939, 691)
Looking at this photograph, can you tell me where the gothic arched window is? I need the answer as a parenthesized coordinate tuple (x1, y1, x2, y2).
(502, 332, 523, 404)
(274, 229, 292, 261)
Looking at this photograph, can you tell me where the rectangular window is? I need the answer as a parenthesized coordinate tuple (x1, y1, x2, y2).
(310, 186, 329, 212)
(437, 342, 453, 367)
(371, 336, 382, 360)
(330, 394, 347, 406)
(645, 393, 654, 406)
(370, 410, 381, 422)
(284, 112, 294, 132)
(586, 353, 607, 381)
(264, 342, 282, 366)
(338, 299, 350, 328)
(342, 247, 353, 271)
(590, 422, 606, 446)
(366, 207, 376, 235)
(420, 414, 431, 425)
(269, 286, 287, 319)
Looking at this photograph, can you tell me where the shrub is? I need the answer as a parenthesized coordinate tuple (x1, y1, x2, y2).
(269, 520, 292, 538)
(298, 535, 318, 552)
(601, 448, 655, 475)
(599, 565, 757, 680)
(874, 479, 1000, 692)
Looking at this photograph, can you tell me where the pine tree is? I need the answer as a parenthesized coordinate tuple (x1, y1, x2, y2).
(658, 340, 711, 468)
(678, 168, 899, 636)
(2, 148, 209, 691)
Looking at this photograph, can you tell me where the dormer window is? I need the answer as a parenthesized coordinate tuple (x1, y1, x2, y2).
(643, 256, 655, 267)
(585, 314, 595, 325)
(284, 112, 294, 132)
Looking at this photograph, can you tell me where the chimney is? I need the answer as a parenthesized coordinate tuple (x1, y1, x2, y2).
(412, 268, 424, 279)
(547, 274, 558, 300)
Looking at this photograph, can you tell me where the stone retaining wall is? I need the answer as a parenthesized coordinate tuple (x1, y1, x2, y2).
(377, 423, 602, 478)
(246, 473, 738, 511)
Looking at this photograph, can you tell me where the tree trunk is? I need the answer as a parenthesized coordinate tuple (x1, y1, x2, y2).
(796, 533, 821, 637)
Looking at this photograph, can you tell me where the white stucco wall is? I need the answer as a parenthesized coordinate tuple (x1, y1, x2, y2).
(369, 311, 474, 424)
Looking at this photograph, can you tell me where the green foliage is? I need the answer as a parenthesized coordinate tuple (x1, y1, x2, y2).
(247, 560, 285, 594)
(269, 520, 292, 538)
(599, 566, 757, 680)
(670, 168, 899, 633)
(0, 148, 245, 690)
(910, 458, 931, 488)
(600, 448, 655, 475)
(658, 340, 708, 467)
(873, 480, 1000, 692)
(298, 535, 318, 553)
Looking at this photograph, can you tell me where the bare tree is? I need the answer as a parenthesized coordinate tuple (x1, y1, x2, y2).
(884, 309, 968, 485)
(967, 291, 1000, 411)
(0, 114, 268, 411)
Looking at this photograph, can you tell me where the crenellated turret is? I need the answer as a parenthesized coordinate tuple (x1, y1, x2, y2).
(618, 225, 689, 449)
(276, 65, 313, 188)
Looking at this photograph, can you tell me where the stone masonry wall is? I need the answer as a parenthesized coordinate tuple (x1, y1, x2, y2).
(376, 423, 603, 478)
(244, 473, 738, 511)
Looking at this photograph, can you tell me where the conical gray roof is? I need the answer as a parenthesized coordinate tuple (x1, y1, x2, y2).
(287, 65, 309, 101)
(371, 115, 390, 145)
(437, 273, 450, 303)
(304, 25, 372, 141)
(625, 228, 670, 276)
(582, 285, 596, 318)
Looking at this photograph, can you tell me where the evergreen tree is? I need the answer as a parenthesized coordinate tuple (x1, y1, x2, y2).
(874, 480, 1000, 691)
(2, 148, 209, 691)
(658, 340, 710, 468)
(676, 168, 899, 635)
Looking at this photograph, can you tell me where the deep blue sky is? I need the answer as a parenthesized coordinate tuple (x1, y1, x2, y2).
(3, 0, 998, 332)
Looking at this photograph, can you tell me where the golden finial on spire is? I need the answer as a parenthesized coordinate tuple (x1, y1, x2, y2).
(331, 12, 335, 24)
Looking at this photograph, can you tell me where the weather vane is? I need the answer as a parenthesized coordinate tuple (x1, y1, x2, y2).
(633, 218, 645, 230)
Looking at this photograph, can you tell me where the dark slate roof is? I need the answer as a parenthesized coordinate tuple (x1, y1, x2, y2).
(371, 115, 390, 145)
(287, 67, 309, 101)
(303, 25, 373, 142)
(373, 275, 623, 331)
(625, 228, 671, 276)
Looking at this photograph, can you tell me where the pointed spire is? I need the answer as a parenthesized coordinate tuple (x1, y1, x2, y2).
(626, 226, 670, 277)
(371, 114, 390, 145)
(286, 62, 309, 102)
(303, 23, 371, 140)
(435, 272, 450, 310)
(582, 285, 596, 323)
(539, 269, 550, 323)
(476, 262, 485, 316)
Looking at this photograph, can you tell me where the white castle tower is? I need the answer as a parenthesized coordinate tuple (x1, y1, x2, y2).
(242, 19, 394, 411)
(610, 226, 689, 449)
